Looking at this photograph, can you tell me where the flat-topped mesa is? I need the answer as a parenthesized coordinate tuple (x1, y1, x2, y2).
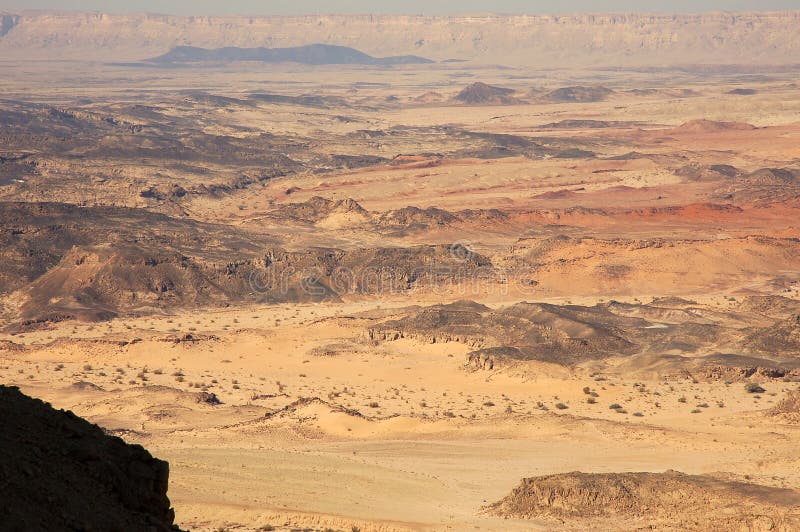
(148, 44, 433, 66)
(2, 11, 800, 66)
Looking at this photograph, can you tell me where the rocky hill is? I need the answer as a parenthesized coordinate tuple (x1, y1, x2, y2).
(544, 86, 614, 103)
(0, 201, 495, 326)
(454, 82, 518, 104)
(0, 385, 180, 531)
(367, 298, 800, 373)
(1, 11, 800, 66)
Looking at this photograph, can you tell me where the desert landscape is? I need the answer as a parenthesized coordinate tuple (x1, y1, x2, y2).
(2, 6, 800, 531)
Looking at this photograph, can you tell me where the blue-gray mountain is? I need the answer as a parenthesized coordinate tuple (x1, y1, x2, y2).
(149, 44, 433, 66)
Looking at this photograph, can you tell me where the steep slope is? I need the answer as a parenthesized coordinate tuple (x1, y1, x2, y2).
(0, 385, 180, 531)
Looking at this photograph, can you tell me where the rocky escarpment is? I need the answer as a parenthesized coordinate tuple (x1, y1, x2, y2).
(7, 241, 493, 327)
(487, 471, 800, 530)
(2, 11, 800, 67)
(0, 201, 496, 326)
(0, 385, 180, 531)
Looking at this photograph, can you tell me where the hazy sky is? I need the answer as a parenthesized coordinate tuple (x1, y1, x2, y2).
(1, 0, 799, 15)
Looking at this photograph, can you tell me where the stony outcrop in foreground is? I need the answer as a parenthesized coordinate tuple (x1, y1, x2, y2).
(0, 385, 180, 531)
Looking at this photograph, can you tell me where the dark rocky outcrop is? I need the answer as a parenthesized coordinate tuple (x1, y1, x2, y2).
(728, 88, 757, 95)
(0, 385, 181, 531)
(267, 196, 369, 223)
(745, 314, 800, 355)
(454, 82, 518, 105)
(369, 300, 643, 366)
(544, 86, 613, 102)
(675, 163, 743, 182)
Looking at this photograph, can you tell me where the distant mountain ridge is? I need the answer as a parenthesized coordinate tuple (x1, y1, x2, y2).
(148, 43, 433, 65)
(1, 11, 800, 67)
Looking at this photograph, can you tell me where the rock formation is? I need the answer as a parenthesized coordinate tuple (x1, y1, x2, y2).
(487, 471, 800, 530)
(0, 385, 180, 531)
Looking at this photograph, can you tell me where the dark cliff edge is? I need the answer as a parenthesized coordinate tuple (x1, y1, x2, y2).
(0, 385, 182, 532)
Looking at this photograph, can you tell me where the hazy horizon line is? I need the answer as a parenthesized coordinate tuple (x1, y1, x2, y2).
(3, 7, 800, 17)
